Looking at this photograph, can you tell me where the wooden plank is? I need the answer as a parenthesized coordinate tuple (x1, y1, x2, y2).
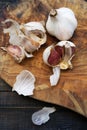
(0, 0, 87, 117)
(0, 108, 87, 130)
(0, 91, 59, 108)
(0, 78, 11, 91)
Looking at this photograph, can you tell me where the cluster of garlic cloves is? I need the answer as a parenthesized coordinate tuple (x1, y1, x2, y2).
(43, 41, 76, 86)
(46, 7, 77, 40)
(1, 19, 47, 62)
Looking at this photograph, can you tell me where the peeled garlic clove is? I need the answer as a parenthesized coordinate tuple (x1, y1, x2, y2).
(50, 67, 60, 86)
(12, 70, 36, 96)
(32, 107, 56, 125)
(46, 7, 77, 40)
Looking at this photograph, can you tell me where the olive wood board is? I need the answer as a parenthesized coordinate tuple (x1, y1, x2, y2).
(0, 0, 87, 117)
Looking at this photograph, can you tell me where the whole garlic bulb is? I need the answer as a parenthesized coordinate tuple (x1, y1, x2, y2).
(46, 7, 77, 40)
(43, 41, 76, 70)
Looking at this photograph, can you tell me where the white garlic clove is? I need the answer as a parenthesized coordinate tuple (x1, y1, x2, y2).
(50, 66, 60, 86)
(2, 19, 26, 46)
(56, 40, 76, 47)
(1, 18, 21, 35)
(32, 107, 56, 125)
(12, 70, 36, 96)
(46, 7, 77, 40)
(20, 21, 46, 34)
(20, 21, 47, 48)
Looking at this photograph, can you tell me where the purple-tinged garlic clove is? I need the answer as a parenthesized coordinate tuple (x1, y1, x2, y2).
(43, 44, 64, 67)
(1, 45, 25, 63)
(43, 41, 76, 86)
(32, 107, 56, 125)
(43, 41, 76, 69)
(12, 70, 36, 96)
(43, 45, 61, 86)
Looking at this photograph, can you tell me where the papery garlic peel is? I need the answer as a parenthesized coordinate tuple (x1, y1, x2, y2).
(12, 70, 36, 96)
(32, 107, 56, 125)
(46, 7, 77, 40)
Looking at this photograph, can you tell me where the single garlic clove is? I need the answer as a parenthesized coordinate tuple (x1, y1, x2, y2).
(43, 44, 64, 67)
(32, 107, 56, 125)
(43, 45, 54, 66)
(50, 66, 60, 86)
(1, 18, 21, 34)
(12, 70, 36, 96)
(20, 21, 47, 47)
(2, 19, 26, 46)
(20, 21, 46, 34)
(1, 45, 25, 63)
(58, 41, 76, 69)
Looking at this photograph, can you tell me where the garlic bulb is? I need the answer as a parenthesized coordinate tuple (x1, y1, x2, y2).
(46, 7, 77, 40)
(12, 70, 36, 96)
(43, 41, 76, 69)
(32, 107, 56, 125)
(1, 19, 47, 62)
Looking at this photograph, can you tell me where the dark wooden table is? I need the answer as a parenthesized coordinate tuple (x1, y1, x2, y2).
(0, 78, 87, 130)
(0, 0, 87, 129)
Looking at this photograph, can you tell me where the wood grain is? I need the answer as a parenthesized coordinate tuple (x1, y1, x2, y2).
(0, 0, 87, 117)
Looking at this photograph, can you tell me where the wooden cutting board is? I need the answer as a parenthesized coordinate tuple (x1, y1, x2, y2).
(0, 0, 87, 117)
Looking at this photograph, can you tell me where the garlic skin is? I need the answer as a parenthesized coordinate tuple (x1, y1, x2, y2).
(43, 41, 76, 70)
(50, 67, 60, 86)
(32, 107, 56, 125)
(1, 19, 47, 62)
(46, 7, 77, 40)
(12, 70, 36, 96)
